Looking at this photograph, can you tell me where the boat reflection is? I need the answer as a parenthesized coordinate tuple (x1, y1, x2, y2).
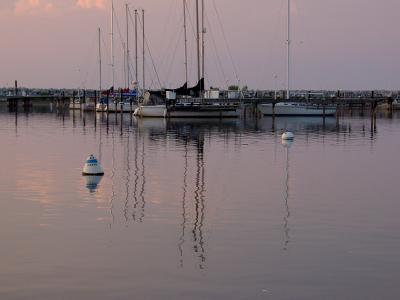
(144, 119, 211, 269)
(282, 139, 293, 250)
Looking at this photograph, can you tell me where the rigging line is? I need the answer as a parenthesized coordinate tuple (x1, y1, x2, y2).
(100, 32, 111, 65)
(262, 0, 286, 89)
(100, 31, 113, 87)
(114, 7, 127, 52)
(211, 0, 240, 85)
(128, 7, 183, 88)
(79, 31, 98, 89)
(185, 1, 199, 42)
(127, 9, 159, 87)
(126, 10, 141, 84)
(204, 12, 227, 88)
(155, 0, 183, 63)
(156, 0, 179, 56)
(128, 61, 137, 86)
(166, 27, 184, 87)
(137, 15, 163, 89)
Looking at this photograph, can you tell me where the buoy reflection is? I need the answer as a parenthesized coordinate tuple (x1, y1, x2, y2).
(85, 175, 103, 193)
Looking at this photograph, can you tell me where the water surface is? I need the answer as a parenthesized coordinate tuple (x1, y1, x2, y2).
(1, 109, 399, 300)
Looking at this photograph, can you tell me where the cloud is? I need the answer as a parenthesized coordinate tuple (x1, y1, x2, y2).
(14, 0, 55, 15)
(76, 0, 105, 10)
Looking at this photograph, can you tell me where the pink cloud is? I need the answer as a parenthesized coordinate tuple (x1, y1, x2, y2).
(14, 0, 54, 15)
(76, 0, 105, 10)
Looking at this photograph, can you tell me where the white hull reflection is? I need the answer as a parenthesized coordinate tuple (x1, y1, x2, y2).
(69, 100, 81, 110)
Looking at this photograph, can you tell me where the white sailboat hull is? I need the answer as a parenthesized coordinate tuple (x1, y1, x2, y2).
(259, 103, 336, 116)
(134, 105, 167, 117)
(134, 104, 241, 118)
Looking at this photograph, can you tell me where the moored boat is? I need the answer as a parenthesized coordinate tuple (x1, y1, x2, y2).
(134, 102, 241, 118)
(259, 102, 336, 116)
(69, 98, 81, 110)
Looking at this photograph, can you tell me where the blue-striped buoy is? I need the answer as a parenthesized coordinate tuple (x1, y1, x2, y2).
(82, 154, 104, 176)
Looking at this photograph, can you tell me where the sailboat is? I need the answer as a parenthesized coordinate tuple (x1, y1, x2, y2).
(134, 0, 241, 118)
(259, 0, 336, 117)
(96, 2, 138, 113)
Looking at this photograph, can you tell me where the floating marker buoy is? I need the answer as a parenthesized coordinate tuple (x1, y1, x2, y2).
(82, 154, 104, 176)
(281, 131, 294, 140)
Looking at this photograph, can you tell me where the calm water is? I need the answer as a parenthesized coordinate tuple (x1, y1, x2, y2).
(1, 108, 400, 299)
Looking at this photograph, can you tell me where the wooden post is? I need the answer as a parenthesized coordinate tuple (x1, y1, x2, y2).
(62, 91, 65, 109)
(370, 101, 377, 132)
(272, 101, 276, 119)
(81, 90, 85, 111)
(388, 97, 394, 115)
(130, 92, 133, 115)
(15, 80, 18, 97)
(120, 89, 123, 113)
(336, 104, 340, 129)
(106, 90, 110, 130)
(94, 90, 98, 112)
(72, 90, 76, 110)
(106, 90, 110, 113)
(72, 91, 76, 125)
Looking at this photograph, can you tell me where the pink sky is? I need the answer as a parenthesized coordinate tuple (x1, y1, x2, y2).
(0, 0, 399, 90)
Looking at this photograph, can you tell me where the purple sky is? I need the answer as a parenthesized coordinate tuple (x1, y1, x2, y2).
(0, 0, 399, 90)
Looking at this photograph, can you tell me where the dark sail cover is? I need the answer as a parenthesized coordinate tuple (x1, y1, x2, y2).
(149, 78, 204, 99)
(167, 82, 188, 96)
(187, 78, 204, 97)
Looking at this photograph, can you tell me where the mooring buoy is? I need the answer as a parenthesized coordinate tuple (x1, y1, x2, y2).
(281, 131, 294, 141)
(82, 154, 104, 176)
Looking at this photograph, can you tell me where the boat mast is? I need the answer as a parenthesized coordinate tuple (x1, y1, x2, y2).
(286, 0, 290, 100)
(135, 9, 138, 91)
(126, 4, 130, 90)
(201, 0, 205, 94)
(142, 9, 145, 92)
(98, 27, 102, 91)
(183, 0, 188, 85)
(111, 0, 115, 88)
(195, 0, 201, 84)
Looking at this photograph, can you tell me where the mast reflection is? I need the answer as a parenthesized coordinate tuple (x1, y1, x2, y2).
(168, 121, 208, 270)
(178, 139, 188, 267)
(282, 139, 292, 250)
(139, 134, 146, 222)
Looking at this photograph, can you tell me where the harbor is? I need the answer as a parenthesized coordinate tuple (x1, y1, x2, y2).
(1, 108, 400, 299)
(1, 0, 400, 299)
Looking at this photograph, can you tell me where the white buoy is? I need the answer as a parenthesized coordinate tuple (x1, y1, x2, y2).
(82, 154, 104, 176)
(281, 131, 294, 140)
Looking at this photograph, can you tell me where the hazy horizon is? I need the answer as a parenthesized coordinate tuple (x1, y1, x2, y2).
(1, 0, 399, 90)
